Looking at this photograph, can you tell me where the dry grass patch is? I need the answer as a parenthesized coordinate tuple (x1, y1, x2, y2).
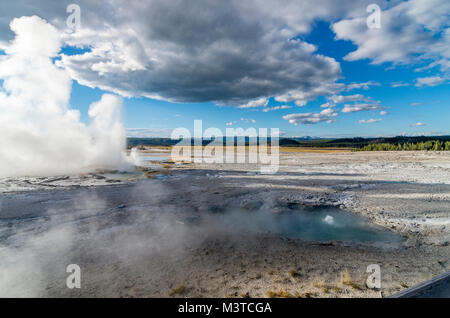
(312, 279, 331, 293)
(294, 291, 316, 298)
(266, 289, 291, 298)
(266, 289, 317, 298)
(331, 286, 341, 293)
(288, 268, 300, 278)
(340, 270, 362, 290)
(169, 284, 185, 296)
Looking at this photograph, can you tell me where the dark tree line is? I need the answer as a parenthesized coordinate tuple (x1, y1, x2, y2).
(360, 140, 450, 151)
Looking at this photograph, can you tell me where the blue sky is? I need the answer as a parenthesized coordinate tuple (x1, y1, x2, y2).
(1, 0, 449, 139)
(64, 20, 449, 138)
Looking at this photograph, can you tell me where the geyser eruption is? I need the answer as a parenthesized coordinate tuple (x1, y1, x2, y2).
(0, 16, 134, 177)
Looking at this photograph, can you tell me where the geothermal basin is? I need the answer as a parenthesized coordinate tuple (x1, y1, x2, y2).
(0, 149, 449, 298)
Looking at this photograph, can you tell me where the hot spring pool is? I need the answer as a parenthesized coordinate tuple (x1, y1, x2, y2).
(221, 207, 403, 246)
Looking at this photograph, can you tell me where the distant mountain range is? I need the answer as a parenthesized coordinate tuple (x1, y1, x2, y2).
(127, 135, 450, 149)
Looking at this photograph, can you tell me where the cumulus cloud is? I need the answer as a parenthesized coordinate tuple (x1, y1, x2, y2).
(58, 0, 351, 106)
(0, 0, 388, 108)
(332, 0, 450, 73)
(359, 118, 381, 124)
(283, 108, 338, 125)
(410, 122, 426, 126)
(341, 102, 385, 113)
(0, 16, 134, 177)
(2, 1, 442, 133)
(415, 76, 446, 87)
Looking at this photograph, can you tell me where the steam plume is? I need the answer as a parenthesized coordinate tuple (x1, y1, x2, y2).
(0, 16, 134, 177)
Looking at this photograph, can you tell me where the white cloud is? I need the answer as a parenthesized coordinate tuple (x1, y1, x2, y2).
(329, 94, 367, 104)
(320, 102, 335, 108)
(273, 80, 341, 107)
(341, 102, 384, 113)
(262, 105, 292, 112)
(240, 118, 256, 124)
(415, 76, 446, 87)
(332, 0, 450, 73)
(283, 108, 338, 125)
(0, 16, 133, 177)
(410, 102, 423, 106)
(391, 82, 410, 88)
(284, 82, 380, 109)
(380, 111, 388, 115)
(345, 81, 380, 90)
(238, 97, 269, 109)
(359, 118, 381, 124)
(410, 122, 426, 126)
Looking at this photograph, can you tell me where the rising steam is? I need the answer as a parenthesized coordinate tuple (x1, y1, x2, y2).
(0, 16, 134, 177)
